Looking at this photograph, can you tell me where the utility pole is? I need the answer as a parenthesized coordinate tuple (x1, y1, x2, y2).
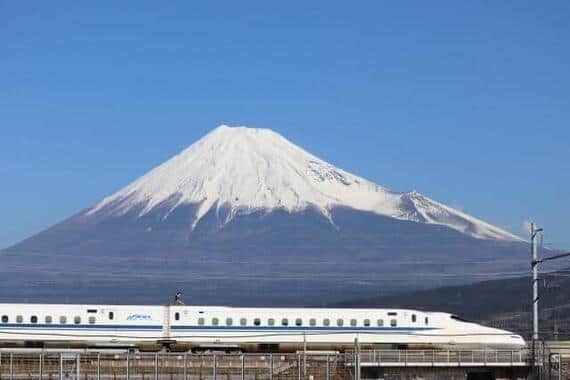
(531, 223, 542, 345)
(531, 223, 543, 380)
(354, 337, 361, 380)
(303, 332, 307, 380)
(529, 223, 570, 380)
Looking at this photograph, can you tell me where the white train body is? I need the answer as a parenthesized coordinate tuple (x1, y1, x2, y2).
(0, 304, 525, 351)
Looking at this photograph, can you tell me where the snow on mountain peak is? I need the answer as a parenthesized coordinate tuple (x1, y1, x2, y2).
(87, 124, 522, 242)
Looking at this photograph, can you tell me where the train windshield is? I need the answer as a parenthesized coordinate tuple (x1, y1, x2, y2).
(450, 315, 473, 323)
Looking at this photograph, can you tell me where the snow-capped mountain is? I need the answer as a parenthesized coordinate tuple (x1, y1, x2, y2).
(87, 125, 520, 241)
(2, 124, 528, 305)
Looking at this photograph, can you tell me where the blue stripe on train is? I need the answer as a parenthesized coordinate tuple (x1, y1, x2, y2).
(0, 324, 161, 330)
(0, 324, 437, 332)
(171, 326, 437, 332)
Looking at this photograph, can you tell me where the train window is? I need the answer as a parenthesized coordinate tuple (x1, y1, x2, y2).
(45, 316, 53, 324)
(31, 316, 38, 324)
(108, 312, 114, 320)
(74, 316, 81, 324)
(336, 319, 344, 327)
(268, 318, 275, 326)
(295, 318, 302, 326)
(254, 318, 261, 326)
(240, 318, 247, 326)
(350, 319, 357, 327)
(323, 318, 330, 326)
(88, 316, 96, 324)
(60, 316, 67, 324)
(364, 319, 370, 327)
(425, 317, 429, 325)
(281, 318, 289, 326)
(309, 318, 316, 326)
(198, 318, 205, 325)
(1, 315, 8, 323)
(16, 315, 23, 323)
(174, 312, 180, 321)
(390, 319, 397, 327)
(388, 312, 397, 316)
(377, 319, 384, 327)
(212, 318, 219, 326)
(87, 309, 97, 313)
(411, 314, 416, 323)
(226, 318, 233, 326)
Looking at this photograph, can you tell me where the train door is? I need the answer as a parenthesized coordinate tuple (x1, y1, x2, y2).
(162, 305, 171, 340)
(101, 308, 116, 324)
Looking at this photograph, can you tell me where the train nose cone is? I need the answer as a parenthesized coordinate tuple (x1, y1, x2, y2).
(511, 334, 526, 348)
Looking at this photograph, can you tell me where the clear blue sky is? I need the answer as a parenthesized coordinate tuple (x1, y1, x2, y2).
(1, 1, 569, 249)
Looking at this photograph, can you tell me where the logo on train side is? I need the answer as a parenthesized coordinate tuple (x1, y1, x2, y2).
(126, 314, 152, 321)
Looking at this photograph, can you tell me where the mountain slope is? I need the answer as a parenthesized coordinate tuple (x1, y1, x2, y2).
(2, 125, 528, 304)
(85, 125, 520, 241)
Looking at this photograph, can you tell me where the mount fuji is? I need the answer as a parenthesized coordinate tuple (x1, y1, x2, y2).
(2, 125, 528, 305)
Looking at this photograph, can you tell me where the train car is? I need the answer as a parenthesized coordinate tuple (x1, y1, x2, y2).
(0, 304, 525, 352)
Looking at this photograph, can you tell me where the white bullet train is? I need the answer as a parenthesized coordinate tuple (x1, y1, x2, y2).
(0, 303, 525, 352)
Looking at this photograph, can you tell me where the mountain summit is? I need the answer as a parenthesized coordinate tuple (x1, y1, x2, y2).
(87, 125, 519, 241)
(3, 124, 527, 305)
